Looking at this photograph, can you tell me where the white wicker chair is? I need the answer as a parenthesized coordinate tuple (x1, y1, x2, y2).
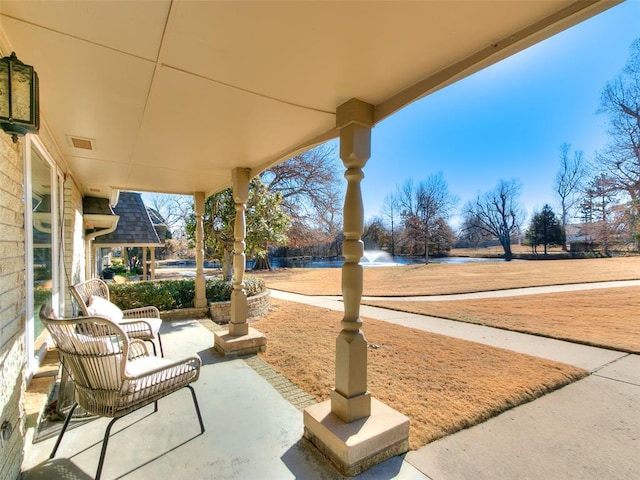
(39, 304, 204, 480)
(70, 278, 164, 356)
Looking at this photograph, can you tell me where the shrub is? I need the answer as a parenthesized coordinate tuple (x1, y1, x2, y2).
(109, 281, 177, 310)
(109, 263, 128, 275)
(205, 276, 265, 302)
(108, 276, 265, 311)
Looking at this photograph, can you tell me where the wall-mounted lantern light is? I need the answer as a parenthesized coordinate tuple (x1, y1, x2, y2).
(0, 52, 39, 143)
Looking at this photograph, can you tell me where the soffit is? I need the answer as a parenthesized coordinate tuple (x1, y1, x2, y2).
(0, 0, 621, 198)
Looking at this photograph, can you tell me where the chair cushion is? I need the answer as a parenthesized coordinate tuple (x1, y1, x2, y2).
(86, 295, 124, 322)
(122, 357, 198, 398)
(124, 356, 172, 378)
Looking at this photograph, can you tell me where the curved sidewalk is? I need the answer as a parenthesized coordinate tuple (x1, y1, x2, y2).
(270, 285, 630, 371)
(270, 286, 640, 480)
(359, 279, 640, 302)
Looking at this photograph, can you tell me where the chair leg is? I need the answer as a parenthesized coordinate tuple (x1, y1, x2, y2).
(50, 402, 79, 459)
(147, 339, 158, 356)
(157, 333, 164, 357)
(187, 385, 205, 434)
(145, 336, 164, 357)
(95, 416, 120, 480)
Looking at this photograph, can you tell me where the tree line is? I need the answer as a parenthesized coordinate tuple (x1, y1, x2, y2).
(365, 38, 640, 260)
(148, 37, 640, 269)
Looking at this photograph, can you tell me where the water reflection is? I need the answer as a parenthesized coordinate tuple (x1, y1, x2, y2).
(249, 255, 508, 269)
(156, 255, 510, 270)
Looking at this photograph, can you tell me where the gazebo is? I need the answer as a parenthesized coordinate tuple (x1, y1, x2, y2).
(92, 191, 163, 280)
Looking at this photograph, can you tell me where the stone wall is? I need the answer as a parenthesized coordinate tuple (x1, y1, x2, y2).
(160, 307, 209, 321)
(159, 290, 271, 323)
(0, 132, 27, 480)
(209, 290, 271, 324)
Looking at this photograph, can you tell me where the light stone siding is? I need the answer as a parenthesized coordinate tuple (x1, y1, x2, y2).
(63, 178, 85, 316)
(0, 132, 27, 480)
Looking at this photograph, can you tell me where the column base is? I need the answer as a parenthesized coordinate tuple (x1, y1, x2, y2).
(330, 389, 371, 422)
(303, 397, 410, 477)
(213, 327, 267, 357)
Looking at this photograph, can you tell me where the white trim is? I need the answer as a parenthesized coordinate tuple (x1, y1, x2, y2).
(24, 135, 62, 376)
(24, 137, 35, 374)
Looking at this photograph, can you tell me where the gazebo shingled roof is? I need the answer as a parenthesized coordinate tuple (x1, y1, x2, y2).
(94, 192, 161, 247)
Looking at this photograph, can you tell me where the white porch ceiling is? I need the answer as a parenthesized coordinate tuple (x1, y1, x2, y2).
(0, 0, 621, 198)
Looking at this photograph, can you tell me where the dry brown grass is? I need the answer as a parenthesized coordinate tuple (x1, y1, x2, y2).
(247, 256, 638, 449)
(251, 256, 640, 296)
(364, 286, 640, 353)
(253, 299, 587, 450)
(450, 244, 564, 257)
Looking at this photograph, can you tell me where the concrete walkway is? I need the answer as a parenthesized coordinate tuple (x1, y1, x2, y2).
(361, 279, 640, 302)
(270, 283, 640, 479)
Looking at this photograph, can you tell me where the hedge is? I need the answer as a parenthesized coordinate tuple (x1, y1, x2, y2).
(108, 276, 265, 311)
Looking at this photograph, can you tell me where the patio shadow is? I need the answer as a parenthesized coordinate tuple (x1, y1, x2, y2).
(21, 457, 92, 479)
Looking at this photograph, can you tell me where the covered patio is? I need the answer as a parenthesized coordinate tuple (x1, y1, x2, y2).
(0, 1, 625, 478)
(20, 295, 640, 479)
(21, 318, 423, 480)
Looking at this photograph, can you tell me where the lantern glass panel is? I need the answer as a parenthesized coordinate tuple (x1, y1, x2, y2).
(0, 62, 9, 119)
(11, 62, 32, 122)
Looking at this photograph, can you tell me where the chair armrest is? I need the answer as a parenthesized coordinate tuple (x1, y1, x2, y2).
(123, 306, 160, 319)
(128, 340, 150, 360)
(117, 318, 159, 337)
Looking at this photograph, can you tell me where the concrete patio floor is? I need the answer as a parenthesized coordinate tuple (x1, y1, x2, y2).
(20, 318, 427, 480)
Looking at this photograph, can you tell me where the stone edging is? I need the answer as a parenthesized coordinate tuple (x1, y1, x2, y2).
(159, 289, 271, 322)
(209, 289, 271, 324)
(160, 306, 209, 321)
(243, 355, 316, 410)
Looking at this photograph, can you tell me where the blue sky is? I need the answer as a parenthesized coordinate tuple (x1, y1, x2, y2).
(355, 0, 640, 226)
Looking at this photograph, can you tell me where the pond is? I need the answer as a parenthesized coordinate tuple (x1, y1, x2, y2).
(156, 253, 510, 270)
(247, 255, 508, 269)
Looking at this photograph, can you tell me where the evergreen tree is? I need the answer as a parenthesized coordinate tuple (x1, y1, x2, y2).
(526, 204, 565, 254)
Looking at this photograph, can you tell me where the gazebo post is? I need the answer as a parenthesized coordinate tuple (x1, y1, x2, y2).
(150, 246, 156, 280)
(142, 246, 148, 279)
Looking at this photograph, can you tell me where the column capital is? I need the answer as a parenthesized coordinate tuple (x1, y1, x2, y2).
(194, 191, 205, 215)
(232, 167, 251, 204)
(336, 98, 374, 130)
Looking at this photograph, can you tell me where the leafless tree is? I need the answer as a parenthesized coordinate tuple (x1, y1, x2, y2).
(554, 143, 588, 245)
(597, 38, 640, 248)
(462, 179, 524, 261)
(579, 173, 619, 254)
(144, 193, 193, 239)
(396, 173, 458, 263)
(380, 192, 400, 256)
(456, 216, 494, 247)
(261, 144, 343, 247)
(362, 216, 390, 251)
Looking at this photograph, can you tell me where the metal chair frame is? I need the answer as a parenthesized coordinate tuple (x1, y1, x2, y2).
(40, 304, 204, 480)
(70, 278, 164, 356)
